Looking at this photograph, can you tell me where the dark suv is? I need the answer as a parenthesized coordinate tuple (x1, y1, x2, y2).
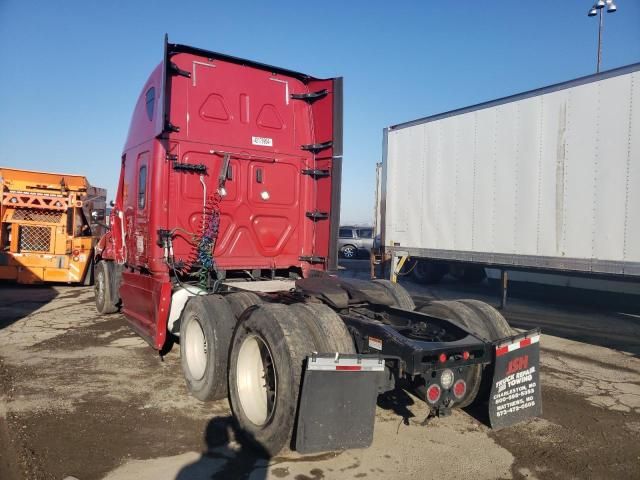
(337, 226, 374, 258)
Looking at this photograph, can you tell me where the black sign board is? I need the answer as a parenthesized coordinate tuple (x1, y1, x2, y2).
(489, 330, 542, 429)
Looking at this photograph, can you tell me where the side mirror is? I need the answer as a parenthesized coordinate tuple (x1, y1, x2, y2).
(109, 200, 115, 208)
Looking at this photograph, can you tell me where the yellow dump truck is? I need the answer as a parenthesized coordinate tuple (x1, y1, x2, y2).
(0, 168, 106, 284)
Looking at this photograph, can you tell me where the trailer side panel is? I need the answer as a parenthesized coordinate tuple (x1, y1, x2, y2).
(383, 65, 640, 277)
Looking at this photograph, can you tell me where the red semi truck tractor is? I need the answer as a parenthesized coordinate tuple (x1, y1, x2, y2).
(94, 37, 542, 454)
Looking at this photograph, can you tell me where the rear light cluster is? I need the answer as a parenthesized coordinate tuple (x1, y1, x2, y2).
(453, 379, 467, 399)
(424, 350, 472, 404)
(426, 384, 441, 403)
(440, 369, 454, 389)
(425, 372, 467, 404)
(437, 351, 470, 363)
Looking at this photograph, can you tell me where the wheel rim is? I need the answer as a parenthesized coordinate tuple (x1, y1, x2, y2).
(184, 318, 208, 381)
(342, 246, 355, 258)
(236, 334, 277, 426)
(95, 269, 105, 305)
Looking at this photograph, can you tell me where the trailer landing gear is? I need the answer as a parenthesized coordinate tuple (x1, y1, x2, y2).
(390, 250, 409, 283)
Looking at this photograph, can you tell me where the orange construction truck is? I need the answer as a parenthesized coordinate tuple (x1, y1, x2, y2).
(0, 167, 106, 284)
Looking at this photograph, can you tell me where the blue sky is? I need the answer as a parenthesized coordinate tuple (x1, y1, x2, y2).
(1, 1, 638, 224)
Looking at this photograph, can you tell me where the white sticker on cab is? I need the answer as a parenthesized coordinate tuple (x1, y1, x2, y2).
(368, 336, 383, 351)
(252, 136, 273, 147)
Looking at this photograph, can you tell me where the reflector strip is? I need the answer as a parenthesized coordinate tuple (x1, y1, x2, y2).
(496, 335, 540, 357)
(336, 365, 362, 371)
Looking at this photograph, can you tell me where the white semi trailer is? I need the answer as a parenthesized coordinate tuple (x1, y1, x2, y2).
(379, 63, 640, 299)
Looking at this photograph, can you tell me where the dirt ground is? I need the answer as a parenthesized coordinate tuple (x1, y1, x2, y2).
(1, 262, 639, 480)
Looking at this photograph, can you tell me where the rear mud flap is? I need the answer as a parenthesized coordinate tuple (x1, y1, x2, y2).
(489, 329, 542, 429)
(295, 354, 384, 454)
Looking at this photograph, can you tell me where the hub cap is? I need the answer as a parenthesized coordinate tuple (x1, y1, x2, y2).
(95, 270, 105, 305)
(184, 318, 208, 380)
(236, 335, 277, 426)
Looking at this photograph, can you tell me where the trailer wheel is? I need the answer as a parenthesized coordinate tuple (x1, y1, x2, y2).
(373, 279, 416, 310)
(180, 295, 235, 401)
(229, 304, 316, 455)
(288, 303, 356, 353)
(94, 261, 119, 314)
(461, 266, 487, 284)
(225, 291, 263, 320)
(415, 300, 483, 408)
(411, 260, 447, 284)
(449, 264, 486, 284)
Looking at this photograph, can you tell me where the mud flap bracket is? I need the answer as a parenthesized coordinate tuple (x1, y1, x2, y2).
(295, 354, 384, 454)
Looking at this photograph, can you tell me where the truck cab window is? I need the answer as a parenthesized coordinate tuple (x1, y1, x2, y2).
(74, 208, 92, 237)
(138, 165, 147, 209)
(145, 87, 155, 121)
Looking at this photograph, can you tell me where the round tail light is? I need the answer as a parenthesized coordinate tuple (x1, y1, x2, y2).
(440, 369, 454, 389)
(72, 249, 80, 257)
(453, 379, 467, 399)
(438, 353, 447, 363)
(426, 384, 441, 404)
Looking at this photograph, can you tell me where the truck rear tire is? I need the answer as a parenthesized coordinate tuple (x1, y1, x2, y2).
(94, 260, 119, 314)
(225, 291, 262, 319)
(228, 303, 316, 456)
(180, 295, 236, 401)
(411, 260, 447, 284)
(287, 303, 356, 354)
(456, 299, 513, 338)
(455, 300, 514, 406)
(373, 279, 416, 310)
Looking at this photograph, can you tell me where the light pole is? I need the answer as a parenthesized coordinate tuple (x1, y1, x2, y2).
(588, 0, 618, 73)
